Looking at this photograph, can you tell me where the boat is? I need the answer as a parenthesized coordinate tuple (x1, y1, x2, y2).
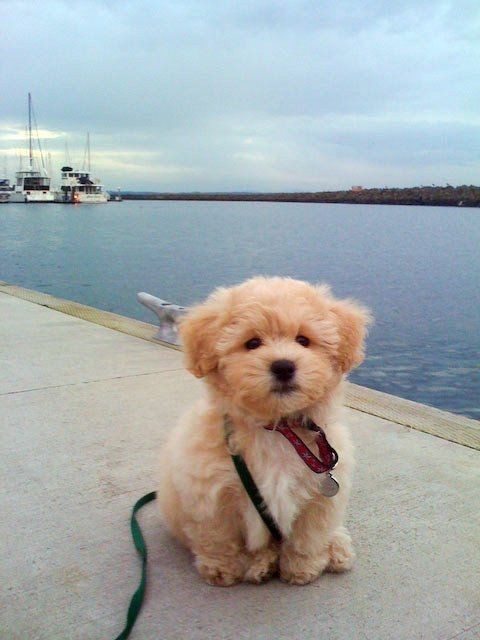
(10, 93, 55, 203)
(54, 166, 110, 204)
(0, 178, 12, 203)
(110, 188, 122, 202)
(54, 134, 109, 204)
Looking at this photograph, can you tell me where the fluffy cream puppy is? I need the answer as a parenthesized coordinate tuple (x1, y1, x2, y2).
(158, 276, 371, 586)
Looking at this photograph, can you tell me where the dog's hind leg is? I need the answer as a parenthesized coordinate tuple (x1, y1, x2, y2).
(185, 512, 247, 587)
(194, 550, 246, 587)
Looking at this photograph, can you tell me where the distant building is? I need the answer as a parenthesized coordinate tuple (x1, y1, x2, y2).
(351, 185, 364, 192)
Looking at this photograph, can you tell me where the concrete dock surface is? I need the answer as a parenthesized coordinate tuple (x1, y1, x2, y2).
(1, 289, 479, 640)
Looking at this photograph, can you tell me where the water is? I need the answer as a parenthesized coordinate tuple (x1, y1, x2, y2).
(1, 200, 479, 419)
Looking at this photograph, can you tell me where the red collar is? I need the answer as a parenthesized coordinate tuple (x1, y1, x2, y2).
(264, 418, 338, 474)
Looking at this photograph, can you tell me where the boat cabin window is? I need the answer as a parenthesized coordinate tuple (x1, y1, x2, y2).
(23, 177, 51, 190)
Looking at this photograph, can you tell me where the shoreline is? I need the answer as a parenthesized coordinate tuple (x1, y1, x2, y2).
(121, 185, 480, 208)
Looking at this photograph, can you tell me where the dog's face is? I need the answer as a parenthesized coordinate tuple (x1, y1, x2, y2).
(180, 277, 371, 420)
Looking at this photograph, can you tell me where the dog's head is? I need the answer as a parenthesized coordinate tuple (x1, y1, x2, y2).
(180, 277, 372, 420)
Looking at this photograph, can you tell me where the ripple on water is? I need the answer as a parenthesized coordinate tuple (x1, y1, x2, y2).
(1, 200, 479, 419)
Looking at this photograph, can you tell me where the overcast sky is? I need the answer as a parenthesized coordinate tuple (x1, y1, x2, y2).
(1, 0, 479, 191)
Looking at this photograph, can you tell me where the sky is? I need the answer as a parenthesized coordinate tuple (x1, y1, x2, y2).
(1, 0, 479, 191)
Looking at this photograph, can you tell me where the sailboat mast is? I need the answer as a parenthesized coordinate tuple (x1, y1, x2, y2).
(28, 92, 33, 169)
(87, 132, 91, 172)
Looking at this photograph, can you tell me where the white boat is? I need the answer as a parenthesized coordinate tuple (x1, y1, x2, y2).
(10, 93, 54, 203)
(0, 178, 12, 203)
(54, 166, 109, 203)
(10, 168, 54, 203)
(54, 134, 109, 204)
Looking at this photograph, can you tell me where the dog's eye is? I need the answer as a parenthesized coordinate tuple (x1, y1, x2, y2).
(296, 335, 310, 347)
(245, 337, 262, 350)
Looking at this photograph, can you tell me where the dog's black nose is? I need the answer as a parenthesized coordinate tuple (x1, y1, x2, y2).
(270, 359, 296, 382)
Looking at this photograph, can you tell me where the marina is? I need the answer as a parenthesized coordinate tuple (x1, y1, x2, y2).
(3, 94, 110, 204)
(1, 284, 478, 639)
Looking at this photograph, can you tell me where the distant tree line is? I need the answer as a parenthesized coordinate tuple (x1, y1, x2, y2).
(122, 185, 480, 207)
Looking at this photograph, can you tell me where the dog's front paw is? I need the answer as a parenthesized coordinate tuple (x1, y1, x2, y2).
(195, 555, 244, 587)
(244, 546, 279, 584)
(326, 526, 355, 573)
(279, 549, 329, 585)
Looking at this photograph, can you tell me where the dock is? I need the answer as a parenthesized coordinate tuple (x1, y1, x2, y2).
(1, 284, 479, 640)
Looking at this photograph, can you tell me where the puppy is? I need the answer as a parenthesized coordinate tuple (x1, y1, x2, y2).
(157, 276, 371, 586)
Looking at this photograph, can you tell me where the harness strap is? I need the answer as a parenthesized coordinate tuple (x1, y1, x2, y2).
(224, 415, 283, 542)
(230, 451, 283, 542)
(114, 490, 157, 640)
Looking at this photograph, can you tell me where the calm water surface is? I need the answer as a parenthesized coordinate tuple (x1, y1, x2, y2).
(1, 200, 479, 419)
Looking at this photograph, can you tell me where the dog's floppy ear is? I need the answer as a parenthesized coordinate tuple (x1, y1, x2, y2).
(329, 298, 372, 373)
(179, 289, 229, 378)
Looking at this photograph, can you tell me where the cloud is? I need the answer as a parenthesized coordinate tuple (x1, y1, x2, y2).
(1, 0, 479, 189)
(0, 126, 64, 141)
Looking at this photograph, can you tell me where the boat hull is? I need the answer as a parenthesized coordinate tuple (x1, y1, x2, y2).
(10, 191, 55, 203)
(54, 191, 109, 204)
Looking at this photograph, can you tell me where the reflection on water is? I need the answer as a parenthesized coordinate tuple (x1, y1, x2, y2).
(0, 200, 479, 419)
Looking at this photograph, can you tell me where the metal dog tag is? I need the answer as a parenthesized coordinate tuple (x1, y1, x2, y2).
(321, 473, 339, 497)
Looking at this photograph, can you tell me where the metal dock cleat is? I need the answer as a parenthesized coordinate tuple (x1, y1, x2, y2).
(136, 292, 187, 346)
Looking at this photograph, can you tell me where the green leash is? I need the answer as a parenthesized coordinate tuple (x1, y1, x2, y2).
(114, 417, 283, 638)
(114, 490, 157, 640)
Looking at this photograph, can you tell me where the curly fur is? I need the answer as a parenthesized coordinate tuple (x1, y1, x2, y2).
(157, 276, 371, 586)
